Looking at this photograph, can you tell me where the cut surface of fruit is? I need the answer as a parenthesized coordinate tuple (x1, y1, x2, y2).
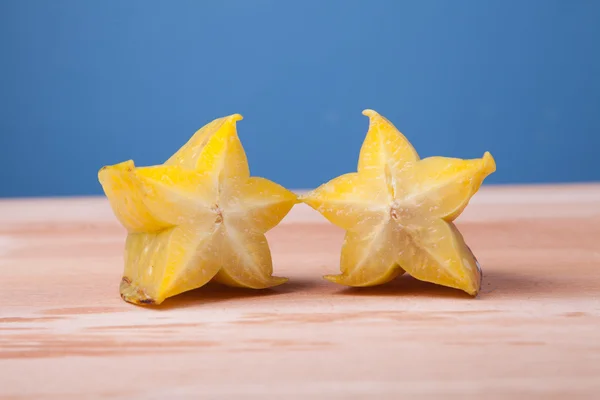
(99, 114, 297, 305)
(302, 109, 495, 295)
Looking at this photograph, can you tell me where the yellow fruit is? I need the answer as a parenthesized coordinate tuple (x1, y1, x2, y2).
(302, 109, 495, 295)
(99, 114, 297, 305)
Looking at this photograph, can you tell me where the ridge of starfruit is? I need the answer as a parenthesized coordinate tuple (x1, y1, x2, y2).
(301, 109, 496, 296)
(99, 114, 298, 305)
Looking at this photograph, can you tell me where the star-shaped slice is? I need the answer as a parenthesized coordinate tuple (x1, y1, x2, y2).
(301, 110, 496, 295)
(98, 114, 298, 305)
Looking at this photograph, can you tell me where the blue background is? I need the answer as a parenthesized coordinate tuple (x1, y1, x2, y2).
(1, 0, 598, 197)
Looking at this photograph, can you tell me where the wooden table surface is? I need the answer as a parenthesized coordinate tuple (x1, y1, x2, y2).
(1, 184, 599, 399)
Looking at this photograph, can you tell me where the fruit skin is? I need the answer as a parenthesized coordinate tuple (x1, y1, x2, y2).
(301, 109, 495, 296)
(98, 114, 298, 305)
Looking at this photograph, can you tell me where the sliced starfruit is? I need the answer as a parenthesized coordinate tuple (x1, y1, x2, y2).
(99, 114, 298, 305)
(302, 110, 495, 295)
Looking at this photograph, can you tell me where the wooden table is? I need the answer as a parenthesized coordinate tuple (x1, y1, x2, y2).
(1, 184, 599, 399)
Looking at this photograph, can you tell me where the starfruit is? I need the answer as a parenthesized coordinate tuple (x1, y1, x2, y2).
(302, 110, 496, 295)
(99, 114, 297, 305)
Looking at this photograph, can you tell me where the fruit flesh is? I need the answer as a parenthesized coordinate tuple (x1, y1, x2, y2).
(99, 114, 297, 305)
(303, 109, 495, 295)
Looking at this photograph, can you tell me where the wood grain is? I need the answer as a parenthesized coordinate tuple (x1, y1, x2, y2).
(1, 184, 599, 399)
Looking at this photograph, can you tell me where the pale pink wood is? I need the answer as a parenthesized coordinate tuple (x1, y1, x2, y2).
(1, 184, 599, 399)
